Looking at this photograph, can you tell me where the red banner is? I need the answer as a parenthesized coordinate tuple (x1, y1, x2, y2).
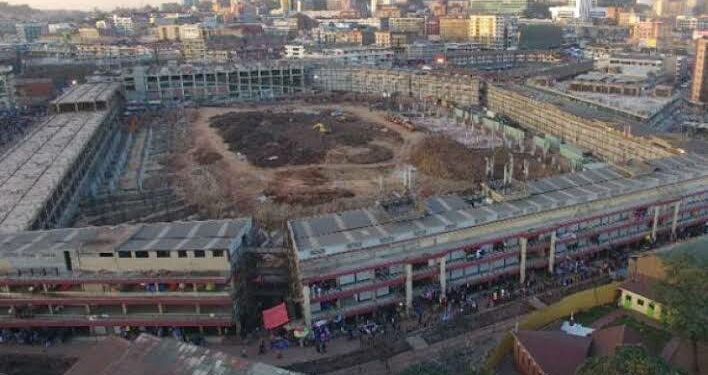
(262, 303, 289, 330)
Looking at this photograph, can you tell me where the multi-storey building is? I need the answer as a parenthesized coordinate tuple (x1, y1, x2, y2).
(439, 16, 518, 49)
(485, 84, 677, 163)
(468, 15, 518, 49)
(311, 67, 481, 106)
(287, 155, 708, 326)
(122, 63, 305, 104)
(690, 37, 707, 105)
(74, 44, 154, 62)
(0, 65, 13, 109)
(374, 31, 409, 47)
(631, 20, 671, 48)
(439, 17, 470, 42)
(155, 24, 208, 41)
(388, 17, 425, 35)
(15, 23, 47, 42)
(0, 219, 252, 335)
(0, 83, 124, 234)
(468, 0, 527, 15)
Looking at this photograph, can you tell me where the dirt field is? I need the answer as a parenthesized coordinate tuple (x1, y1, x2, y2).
(172, 102, 558, 228)
(210, 110, 399, 167)
(411, 136, 559, 183)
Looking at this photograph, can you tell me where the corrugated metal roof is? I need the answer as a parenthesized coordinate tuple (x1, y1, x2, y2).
(64, 334, 301, 375)
(289, 154, 708, 260)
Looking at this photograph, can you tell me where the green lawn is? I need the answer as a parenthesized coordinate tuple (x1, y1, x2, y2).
(609, 315, 673, 355)
(572, 304, 616, 326)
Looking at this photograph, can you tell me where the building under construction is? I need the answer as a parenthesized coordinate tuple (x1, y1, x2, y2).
(311, 67, 481, 106)
(287, 155, 707, 326)
(0, 219, 252, 335)
(485, 84, 677, 163)
(0, 83, 124, 234)
(122, 62, 305, 104)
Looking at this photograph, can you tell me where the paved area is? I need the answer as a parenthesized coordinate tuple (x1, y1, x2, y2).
(325, 318, 516, 375)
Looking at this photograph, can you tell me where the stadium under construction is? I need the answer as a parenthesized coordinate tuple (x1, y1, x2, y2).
(0, 65, 706, 335)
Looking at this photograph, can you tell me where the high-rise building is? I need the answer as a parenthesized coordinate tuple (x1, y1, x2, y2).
(469, 0, 527, 15)
(691, 37, 708, 105)
(574, 0, 592, 22)
(468, 15, 518, 49)
(15, 23, 47, 42)
(440, 15, 518, 49)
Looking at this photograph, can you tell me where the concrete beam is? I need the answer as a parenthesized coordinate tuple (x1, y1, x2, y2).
(520, 237, 528, 285)
(405, 264, 413, 314)
(671, 200, 681, 240)
(439, 256, 447, 301)
(302, 285, 312, 328)
(651, 205, 661, 241)
(548, 231, 557, 273)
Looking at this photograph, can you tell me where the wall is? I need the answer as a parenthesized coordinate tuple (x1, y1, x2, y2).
(620, 288, 663, 320)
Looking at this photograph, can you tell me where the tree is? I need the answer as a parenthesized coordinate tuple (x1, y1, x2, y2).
(576, 346, 686, 375)
(655, 253, 708, 375)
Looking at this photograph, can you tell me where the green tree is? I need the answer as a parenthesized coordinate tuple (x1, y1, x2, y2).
(576, 346, 686, 375)
(655, 253, 708, 375)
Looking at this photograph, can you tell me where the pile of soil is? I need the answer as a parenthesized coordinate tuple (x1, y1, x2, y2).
(0, 354, 76, 375)
(209, 111, 395, 168)
(264, 168, 354, 206)
(193, 147, 223, 165)
(410, 136, 552, 182)
(410, 136, 487, 181)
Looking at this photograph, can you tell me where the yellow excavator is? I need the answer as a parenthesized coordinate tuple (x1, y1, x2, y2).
(312, 122, 331, 134)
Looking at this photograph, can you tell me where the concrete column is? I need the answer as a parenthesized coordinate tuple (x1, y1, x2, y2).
(405, 264, 413, 314)
(122, 304, 127, 315)
(192, 283, 198, 292)
(519, 237, 528, 285)
(301, 285, 312, 328)
(158, 303, 163, 314)
(671, 201, 681, 240)
(651, 206, 660, 241)
(548, 231, 557, 273)
(48, 305, 54, 315)
(439, 257, 447, 301)
(84, 305, 91, 314)
(195, 303, 201, 314)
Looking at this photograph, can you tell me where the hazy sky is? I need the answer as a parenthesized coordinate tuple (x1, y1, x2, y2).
(7, 0, 164, 11)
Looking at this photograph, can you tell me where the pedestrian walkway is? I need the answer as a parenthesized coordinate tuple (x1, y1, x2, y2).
(590, 308, 626, 329)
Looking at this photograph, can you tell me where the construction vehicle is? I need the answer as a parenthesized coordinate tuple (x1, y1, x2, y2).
(312, 123, 331, 134)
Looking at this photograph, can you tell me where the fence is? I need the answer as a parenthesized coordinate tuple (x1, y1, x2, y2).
(484, 281, 622, 371)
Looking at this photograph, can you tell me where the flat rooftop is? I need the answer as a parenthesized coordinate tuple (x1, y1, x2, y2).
(50, 82, 122, 107)
(289, 154, 708, 261)
(0, 111, 110, 234)
(0, 219, 252, 275)
(502, 84, 638, 127)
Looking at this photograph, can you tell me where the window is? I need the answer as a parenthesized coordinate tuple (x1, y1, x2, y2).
(212, 250, 224, 257)
(135, 251, 149, 258)
(194, 250, 205, 258)
(637, 299, 645, 306)
(118, 251, 132, 258)
(156, 251, 171, 258)
(178, 250, 188, 258)
(625, 295, 632, 302)
(99, 252, 114, 258)
(648, 303, 655, 310)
